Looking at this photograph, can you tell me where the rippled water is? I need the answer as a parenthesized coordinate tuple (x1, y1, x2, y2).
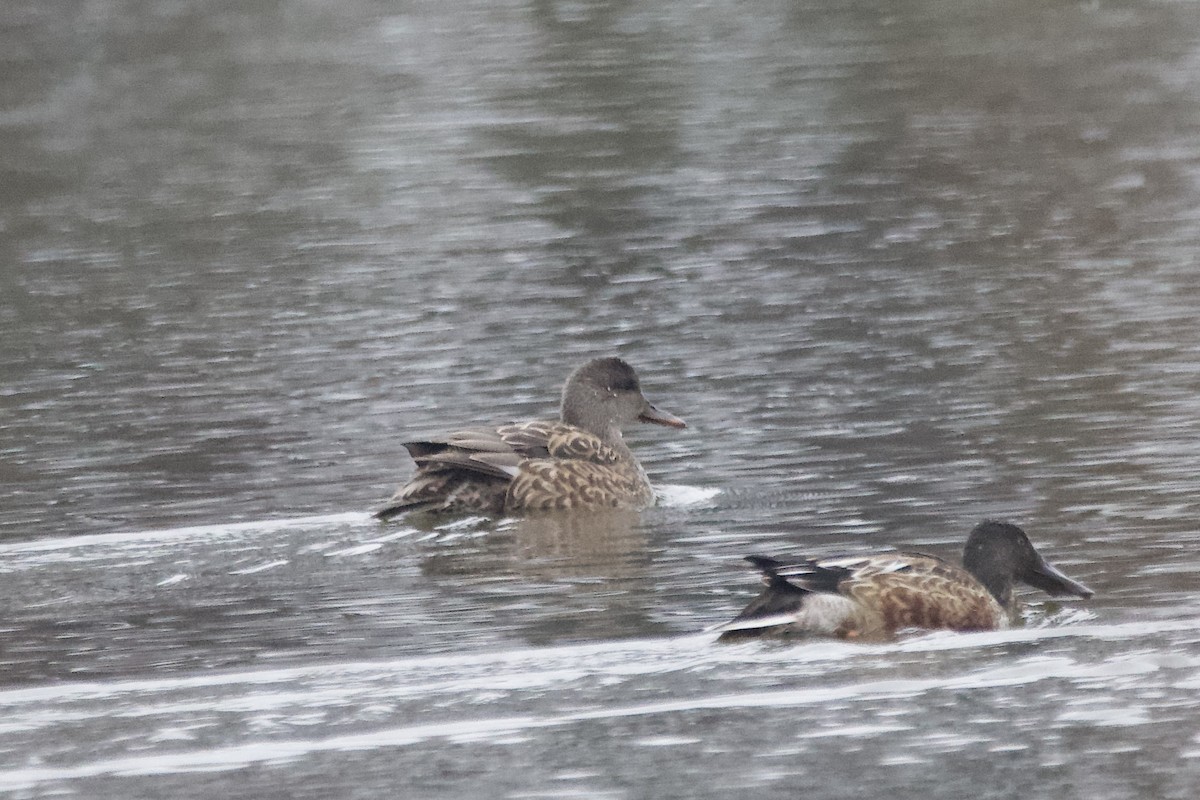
(3, 0, 1200, 797)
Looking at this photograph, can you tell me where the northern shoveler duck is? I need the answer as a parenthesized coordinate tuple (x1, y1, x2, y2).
(374, 357, 686, 519)
(716, 520, 1094, 641)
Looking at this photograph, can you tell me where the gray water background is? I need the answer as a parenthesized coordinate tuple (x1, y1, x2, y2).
(2, 0, 1200, 797)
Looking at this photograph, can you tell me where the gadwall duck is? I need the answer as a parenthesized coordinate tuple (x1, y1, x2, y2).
(716, 520, 1094, 641)
(374, 357, 685, 519)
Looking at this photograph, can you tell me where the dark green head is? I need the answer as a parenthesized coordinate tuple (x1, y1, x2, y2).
(962, 520, 1094, 608)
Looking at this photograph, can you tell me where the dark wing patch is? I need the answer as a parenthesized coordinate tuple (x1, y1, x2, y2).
(373, 470, 510, 518)
(377, 421, 560, 517)
(442, 429, 519, 453)
(405, 447, 516, 480)
(381, 419, 653, 517)
(745, 555, 852, 595)
(401, 421, 558, 482)
(496, 421, 557, 459)
(716, 575, 812, 641)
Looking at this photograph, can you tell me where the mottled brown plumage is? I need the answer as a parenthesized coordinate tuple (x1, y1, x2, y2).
(374, 358, 685, 519)
(717, 521, 1094, 641)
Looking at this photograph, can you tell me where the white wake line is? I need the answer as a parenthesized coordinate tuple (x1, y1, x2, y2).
(654, 484, 722, 508)
(0, 635, 717, 707)
(0, 486, 718, 558)
(0, 512, 378, 556)
(1, 617, 1197, 710)
(0, 652, 1173, 790)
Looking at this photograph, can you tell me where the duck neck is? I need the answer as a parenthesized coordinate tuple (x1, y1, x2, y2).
(964, 555, 1015, 608)
(605, 426, 635, 460)
(562, 392, 618, 441)
(980, 573, 1014, 609)
(586, 419, 631, 454)
(563, 403, 634, 458)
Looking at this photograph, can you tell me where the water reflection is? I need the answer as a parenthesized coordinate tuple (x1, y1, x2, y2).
(506, 509, 647, 572)
(419, 510, 661, 643)
(486, 0, 683, 263)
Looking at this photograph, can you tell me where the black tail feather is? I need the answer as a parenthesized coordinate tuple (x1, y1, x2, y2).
(744, 555, 788, 574)
(716, 574, 811, 641)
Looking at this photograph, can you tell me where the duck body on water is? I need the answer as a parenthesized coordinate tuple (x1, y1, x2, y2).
(375, 358, 685, 519)
(717, 521, 1094, 641)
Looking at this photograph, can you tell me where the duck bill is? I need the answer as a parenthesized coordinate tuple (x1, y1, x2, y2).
(638, 401, 687, 429)
(1025, 557, 1094, 599)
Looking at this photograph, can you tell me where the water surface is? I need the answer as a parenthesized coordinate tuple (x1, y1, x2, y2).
(3, 0, 1200, 797)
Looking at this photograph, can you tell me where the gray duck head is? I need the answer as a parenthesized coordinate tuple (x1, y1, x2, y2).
(559, 357, 686, 439)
